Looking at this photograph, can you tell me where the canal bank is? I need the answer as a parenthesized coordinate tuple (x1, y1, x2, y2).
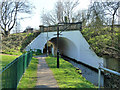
(61, 55, 120, 88)
(61, 55, 104, 87)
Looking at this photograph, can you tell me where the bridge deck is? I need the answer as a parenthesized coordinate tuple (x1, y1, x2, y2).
(39, 22, 82, 32)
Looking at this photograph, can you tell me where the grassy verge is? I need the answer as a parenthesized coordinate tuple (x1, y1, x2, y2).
(2, 51, 23, 55)
(17, 57, 38, 88)
(0, 55, 18, 69)
(45, 56, 96, 88)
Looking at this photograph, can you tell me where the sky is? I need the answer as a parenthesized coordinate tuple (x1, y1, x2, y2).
(17, 0, 91, 32)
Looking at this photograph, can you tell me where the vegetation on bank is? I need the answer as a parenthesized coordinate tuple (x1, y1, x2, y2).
(1, 31, 41, 55)
(17, 57, 38, 88)
(81, 27, 120, 59)
(45, 56, 96, 88)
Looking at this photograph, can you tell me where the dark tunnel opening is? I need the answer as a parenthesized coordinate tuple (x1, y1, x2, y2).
(43, 37, 78, 58)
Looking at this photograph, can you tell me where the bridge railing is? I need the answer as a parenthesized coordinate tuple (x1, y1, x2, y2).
(0, 51, 33, 89)
(39, 22, 82, 32)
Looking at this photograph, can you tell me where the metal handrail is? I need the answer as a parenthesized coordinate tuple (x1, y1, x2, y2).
(98, 64, 120, 88)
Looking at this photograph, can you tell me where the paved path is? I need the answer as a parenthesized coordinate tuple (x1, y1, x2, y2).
(34, 55, 59, 88)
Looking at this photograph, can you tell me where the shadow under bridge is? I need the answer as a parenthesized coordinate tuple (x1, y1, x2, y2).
(44, 37, 78, 58)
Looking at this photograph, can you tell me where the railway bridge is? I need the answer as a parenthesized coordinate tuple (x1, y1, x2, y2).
(25, 23, 104, 69)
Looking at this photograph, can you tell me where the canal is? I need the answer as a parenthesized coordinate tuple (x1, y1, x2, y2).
(61, 55, 104, 87)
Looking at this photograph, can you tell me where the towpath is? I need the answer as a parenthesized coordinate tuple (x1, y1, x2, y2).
(34, 55, 59, 88)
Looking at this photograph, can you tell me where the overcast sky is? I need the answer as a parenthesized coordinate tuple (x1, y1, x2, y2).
(17, 0, 91, 32)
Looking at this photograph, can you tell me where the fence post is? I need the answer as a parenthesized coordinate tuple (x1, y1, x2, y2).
(27, 52, 29, 67)
(23, 54, 25, 73)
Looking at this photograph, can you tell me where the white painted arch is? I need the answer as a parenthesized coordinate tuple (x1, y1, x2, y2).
(49, 37, 78, 59)
(25, 30, 104, 69)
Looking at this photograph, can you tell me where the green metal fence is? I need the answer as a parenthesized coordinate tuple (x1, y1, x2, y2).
(0, 51, 33, 89)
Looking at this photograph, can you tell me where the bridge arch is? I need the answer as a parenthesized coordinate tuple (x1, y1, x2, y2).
(43, 37, 78, 58)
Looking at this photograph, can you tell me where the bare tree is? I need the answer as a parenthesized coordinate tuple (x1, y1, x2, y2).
(87, 0, 120, 33)
(55, 1, 64, 23)
(74, 10, 88, 27)
(102, 1, 120, 32)
(41, 0, 79, 25)
(0, 0, 33, 36)
(87, 1, 106, 26)
(63, 0, 79, 23)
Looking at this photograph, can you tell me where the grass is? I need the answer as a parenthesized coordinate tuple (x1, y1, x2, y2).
(17, 57, 38, 88)
(0, 54, 96, 88)
(45, 56, 96, 88)
(0, 55, 18, 69)
(2, 51, 23, 55)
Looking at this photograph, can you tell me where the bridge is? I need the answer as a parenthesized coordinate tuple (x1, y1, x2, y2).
(25, 23, 104, 69)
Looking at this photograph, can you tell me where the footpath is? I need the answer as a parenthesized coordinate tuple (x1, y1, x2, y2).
(34, 55, 59, 88)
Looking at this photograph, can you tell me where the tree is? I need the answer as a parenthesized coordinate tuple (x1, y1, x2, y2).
(102, 1, 120, 34)
(0, 0, 33, 36)
(98, 1, 120, 48)
(86, 0, 120, 57)
(74, 10, 88, 27)
(83, 1, 106, 40)
(41, 0, 79, 25)
(88, 1, 106, 26)
(87, 1, 120, 35)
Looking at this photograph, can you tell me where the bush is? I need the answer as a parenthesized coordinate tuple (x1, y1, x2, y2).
(2, 31, 41, 55)
(82, 27, 120, 58)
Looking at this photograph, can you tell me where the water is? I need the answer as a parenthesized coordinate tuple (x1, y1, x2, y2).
(62, 56, 104, 86)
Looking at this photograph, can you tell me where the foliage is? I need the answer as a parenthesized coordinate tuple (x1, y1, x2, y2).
(2, 33, 27, 55)
(17, 57, 38, 88)
(45, 56, 96, 88)
(1, 31, 41, 55)
(81, 27, 120, 58)
(20, 31, 41, 51)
